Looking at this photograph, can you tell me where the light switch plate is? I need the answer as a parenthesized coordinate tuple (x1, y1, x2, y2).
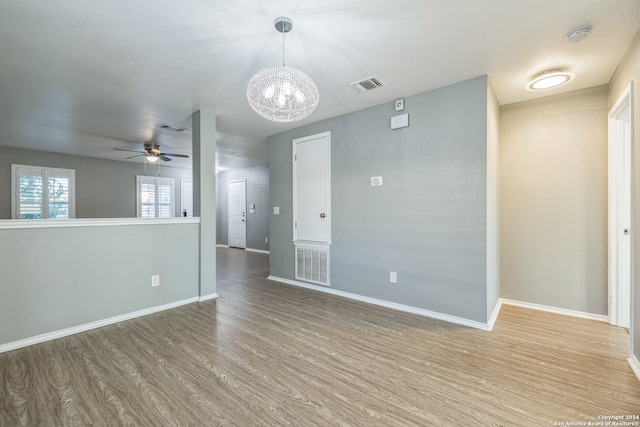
(391, 113, 409, 130)
(273, 206, 280, 215)
(371, 176, 383, 187)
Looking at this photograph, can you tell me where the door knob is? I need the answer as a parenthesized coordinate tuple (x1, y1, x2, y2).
(320, 213, 326, 218)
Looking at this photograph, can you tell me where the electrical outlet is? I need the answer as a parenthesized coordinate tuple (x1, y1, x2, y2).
(390, 271, 397, 283)
(151, 275, 160, 287)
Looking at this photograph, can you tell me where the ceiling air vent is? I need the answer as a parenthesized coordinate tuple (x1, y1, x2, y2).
(350, 75, 386, 93)
(158, 123, 187, 132)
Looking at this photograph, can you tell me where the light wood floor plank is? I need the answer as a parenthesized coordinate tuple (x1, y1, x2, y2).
(1, 247, 639, 426)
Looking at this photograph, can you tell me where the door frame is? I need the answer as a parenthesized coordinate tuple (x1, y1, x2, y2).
(180, 179, 193, 217)
(228, 179, 247, 249)
(292, 131, 332, 243)
(608, 81, 634, 328)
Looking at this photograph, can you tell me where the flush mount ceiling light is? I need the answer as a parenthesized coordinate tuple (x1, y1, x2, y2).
(247, 17, 319, 123)
(527, 70, 575, 91)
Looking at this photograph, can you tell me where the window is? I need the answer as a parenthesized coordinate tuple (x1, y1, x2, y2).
(11, 165, 75, 219)
(136, 176, 175, 218)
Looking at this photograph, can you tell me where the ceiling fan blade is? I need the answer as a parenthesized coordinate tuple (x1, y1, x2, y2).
(113, 148, 146, 154)
(160, 152, 190, 158)
(125, 153, 146, 160)
(159, 155, 172, 161)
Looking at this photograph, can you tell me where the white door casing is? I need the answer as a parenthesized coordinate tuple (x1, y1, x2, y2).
(608, 82, 634, 329)
(293, 132, 331, 286)
(228, 179, 246, 249)
(293, 132, 331, 243)
(181, 179, 193, 217)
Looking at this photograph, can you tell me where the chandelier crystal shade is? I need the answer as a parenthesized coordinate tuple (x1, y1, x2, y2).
(247, 17, 319, 123)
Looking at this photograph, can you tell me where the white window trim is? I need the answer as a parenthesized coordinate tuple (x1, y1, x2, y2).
(11, 164, 76, 219)
(136, 176, 175, 218)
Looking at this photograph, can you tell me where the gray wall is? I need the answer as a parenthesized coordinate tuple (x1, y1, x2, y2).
(192, 110, 217, 299)
(609, 28, 640, 362)
(0, 223, 200, 345)
(216, 165, 270, 251)
(486, 83, 500, 317)
(500, 86, 608, 315)
(270, 76, 492, 323)
(0, 146, 192, 219)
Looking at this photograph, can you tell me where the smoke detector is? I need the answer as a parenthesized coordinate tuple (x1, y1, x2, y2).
(565, 25, 592, 43)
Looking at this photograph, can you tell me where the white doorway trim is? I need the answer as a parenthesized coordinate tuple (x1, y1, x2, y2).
(292, 131, 332, 244)
(228, 179, 247, 249)
(608, 82, 634, 328)
(180, 179, 193, 217)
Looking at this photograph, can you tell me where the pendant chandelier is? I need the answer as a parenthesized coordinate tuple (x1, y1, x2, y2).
(247, 17, 319, 123)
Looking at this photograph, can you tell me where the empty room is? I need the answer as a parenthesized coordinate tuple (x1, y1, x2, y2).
(1, 1, 640, 426)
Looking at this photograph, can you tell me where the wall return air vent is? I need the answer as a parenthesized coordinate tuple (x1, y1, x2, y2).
(350, 75, 386, 93)
(295, 243, 329, 286)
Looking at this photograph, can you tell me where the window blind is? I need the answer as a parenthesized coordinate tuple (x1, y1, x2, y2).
(136, 176, 175, 218)
(12, 165, 75, 219)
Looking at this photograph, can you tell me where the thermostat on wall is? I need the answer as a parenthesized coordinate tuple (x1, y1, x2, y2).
(371, 176, 383, 186)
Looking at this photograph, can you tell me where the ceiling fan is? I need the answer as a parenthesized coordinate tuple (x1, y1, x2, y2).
(114, 143, 189, 162)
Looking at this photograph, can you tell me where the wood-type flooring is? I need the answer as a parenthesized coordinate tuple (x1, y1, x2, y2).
(1, 248, 639, 426)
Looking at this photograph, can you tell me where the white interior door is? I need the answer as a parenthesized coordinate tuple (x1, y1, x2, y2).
(293, 132, 331, 243)
(228, 179, 246, 248)
(608, 83, 633, 328)
(181, 179, 193, 217)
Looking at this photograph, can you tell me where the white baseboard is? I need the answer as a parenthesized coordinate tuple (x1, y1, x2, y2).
(629, 355, 640, 382)
(246, 248, 270, 254)
(487, 299, 503, 331)
(500, 298, 608, 322)
(0, 297, 199, 354)
(198, 293, 219, 302)
(217, 246, 269, 254)
(267, 276, 493, 331)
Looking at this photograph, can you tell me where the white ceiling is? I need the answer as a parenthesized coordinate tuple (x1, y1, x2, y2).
(1, 0, 639, 170)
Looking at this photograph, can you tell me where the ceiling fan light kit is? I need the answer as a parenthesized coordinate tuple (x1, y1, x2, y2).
(113, 143, 189, 163)
(246, 17, 319, 123)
